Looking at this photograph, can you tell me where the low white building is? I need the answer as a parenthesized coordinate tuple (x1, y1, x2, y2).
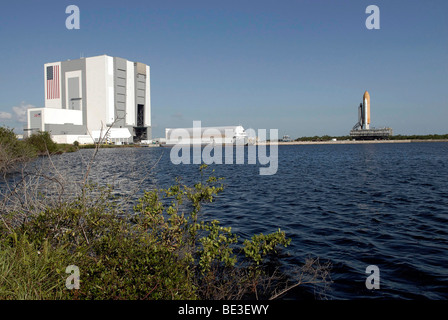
(25, 54, 151, 144)
(91, 128, 133, 145)
(165, 125, 248, 146)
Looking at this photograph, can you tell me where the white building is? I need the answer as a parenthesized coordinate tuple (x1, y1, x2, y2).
(25, 54, 151, 144)
(165, 125, 248, 146)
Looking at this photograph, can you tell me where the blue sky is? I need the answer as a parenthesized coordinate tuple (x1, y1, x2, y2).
(0, 0, 447, 137)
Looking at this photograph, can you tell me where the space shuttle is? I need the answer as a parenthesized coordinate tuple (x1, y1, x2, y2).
(354, 91, 371, 130)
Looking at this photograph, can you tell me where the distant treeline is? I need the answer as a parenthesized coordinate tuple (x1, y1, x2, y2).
(294, 134, 448, 142)
(389, 134, 448, 140)
(294, 135, 350, 141)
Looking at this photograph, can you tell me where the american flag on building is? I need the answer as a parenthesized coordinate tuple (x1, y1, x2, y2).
(46, 65, 60, 99)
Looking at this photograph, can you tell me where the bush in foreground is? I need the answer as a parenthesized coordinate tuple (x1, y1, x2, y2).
(0, 127, 78, 173)
(0, 165, 330, 300)
(0, 127, 36, 171)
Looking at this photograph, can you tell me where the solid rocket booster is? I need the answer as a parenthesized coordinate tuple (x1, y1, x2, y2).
(363, 91, 370, 129)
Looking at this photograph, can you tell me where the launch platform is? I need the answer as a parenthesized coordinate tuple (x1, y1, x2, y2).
(350, 128, 393, 140)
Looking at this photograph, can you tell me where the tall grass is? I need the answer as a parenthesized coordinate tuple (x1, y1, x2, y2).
(0, 235, 69, 299)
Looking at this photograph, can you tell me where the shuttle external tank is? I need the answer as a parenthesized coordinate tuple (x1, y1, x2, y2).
(363, 91, 370, 129)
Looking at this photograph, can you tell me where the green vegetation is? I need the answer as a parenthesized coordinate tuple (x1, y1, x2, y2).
(0, 127, 36, 171)
(24, 131, 59, 154)
(0, 126, 331, 300)
(294, 134, 448, 141)
(0, 234, 70, 299)
(0, 162, 330, 300)
(0, 127, 77, 172)
(389, 134, 448, 140)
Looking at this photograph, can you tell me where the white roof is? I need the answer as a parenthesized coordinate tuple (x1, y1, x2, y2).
(165, 126, 244, 135)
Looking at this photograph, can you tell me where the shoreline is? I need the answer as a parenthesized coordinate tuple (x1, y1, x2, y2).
(75, 139, 448, 148)
(259, 139, 448, 146)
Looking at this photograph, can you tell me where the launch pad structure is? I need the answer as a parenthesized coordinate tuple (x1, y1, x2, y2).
(350, 91, 393, 140)
(350, 127, 393, 140)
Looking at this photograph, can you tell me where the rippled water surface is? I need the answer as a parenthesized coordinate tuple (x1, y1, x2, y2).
(8, 142, 448, 299)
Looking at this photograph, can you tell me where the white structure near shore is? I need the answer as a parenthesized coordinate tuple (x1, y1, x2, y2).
(25, 54, 151, 144)
(165, 125, 248, 145)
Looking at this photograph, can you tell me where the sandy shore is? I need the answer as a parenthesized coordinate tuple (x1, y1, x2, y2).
(257, 139, 448, 145)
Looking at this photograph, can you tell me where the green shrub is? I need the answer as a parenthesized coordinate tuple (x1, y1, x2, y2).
(0, 127, 36, 171)
(25, 131, 58, 154)
(1, 127, 80, 173)
(243, 230, 291, 265)
(0, 165, 297, 300)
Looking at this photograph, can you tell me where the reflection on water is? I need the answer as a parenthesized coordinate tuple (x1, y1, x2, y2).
(2, 142, 448, 299)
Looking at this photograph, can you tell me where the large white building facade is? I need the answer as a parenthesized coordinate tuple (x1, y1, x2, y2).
(25, 54, 151, 144)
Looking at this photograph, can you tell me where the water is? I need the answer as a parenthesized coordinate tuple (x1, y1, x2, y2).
(3, 142, 448, 299)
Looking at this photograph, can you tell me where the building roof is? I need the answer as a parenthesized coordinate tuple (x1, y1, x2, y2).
(166, 126, 245, 138)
